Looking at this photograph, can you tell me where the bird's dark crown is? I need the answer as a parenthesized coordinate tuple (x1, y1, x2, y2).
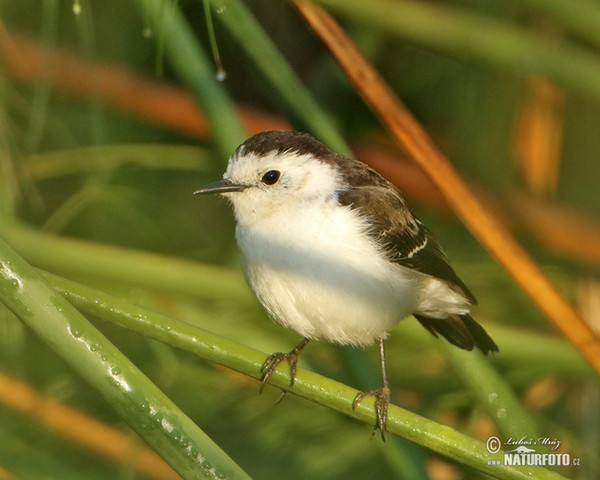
(237, 130, 388, 189)
(237, 130, 331, 159)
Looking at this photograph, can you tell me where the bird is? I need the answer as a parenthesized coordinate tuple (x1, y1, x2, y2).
(194, 130, 498, 437)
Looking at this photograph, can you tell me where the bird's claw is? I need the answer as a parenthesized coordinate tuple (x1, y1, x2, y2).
(352, 386, 391, 441)
(259, 350, 300, 394)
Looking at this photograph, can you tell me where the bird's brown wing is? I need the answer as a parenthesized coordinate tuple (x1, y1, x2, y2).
(338, 185, 477, 305)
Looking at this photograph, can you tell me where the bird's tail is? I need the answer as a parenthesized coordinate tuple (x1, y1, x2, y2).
(414, 313, 499, 354)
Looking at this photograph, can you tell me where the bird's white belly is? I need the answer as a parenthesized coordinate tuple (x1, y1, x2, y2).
(236, 203, 419, 346)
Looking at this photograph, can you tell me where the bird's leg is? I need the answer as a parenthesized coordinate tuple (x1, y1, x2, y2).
(260, 338, 310, 398)
(352, 338, 391, 440)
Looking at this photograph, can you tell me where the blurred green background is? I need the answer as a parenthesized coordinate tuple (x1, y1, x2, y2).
(0, 0, 599, 479)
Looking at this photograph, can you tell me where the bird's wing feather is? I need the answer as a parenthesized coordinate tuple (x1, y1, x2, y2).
(337, 185, 477, 304)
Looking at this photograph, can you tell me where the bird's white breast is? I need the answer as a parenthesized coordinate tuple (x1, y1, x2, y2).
(234, 198, 420, 346)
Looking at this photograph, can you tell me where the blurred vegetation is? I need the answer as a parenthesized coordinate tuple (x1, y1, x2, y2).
(0, 0, 599, 479)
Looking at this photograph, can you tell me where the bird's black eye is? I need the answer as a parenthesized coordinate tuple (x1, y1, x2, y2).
(261, 170, 281, 185)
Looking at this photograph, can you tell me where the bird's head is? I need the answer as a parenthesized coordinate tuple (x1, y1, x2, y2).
(195, 131, 343, 224)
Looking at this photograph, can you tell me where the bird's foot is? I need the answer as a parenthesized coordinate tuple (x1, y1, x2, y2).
(352, 386, 391, 441)
(259, 351, 297, 404)
(260, 350, 300, 393)
(259, 338, 309, 398)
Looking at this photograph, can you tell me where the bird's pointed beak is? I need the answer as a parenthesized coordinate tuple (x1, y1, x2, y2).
(194, 179, 247, 195)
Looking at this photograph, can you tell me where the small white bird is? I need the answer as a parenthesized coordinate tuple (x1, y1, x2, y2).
(195, 130, 498, 436)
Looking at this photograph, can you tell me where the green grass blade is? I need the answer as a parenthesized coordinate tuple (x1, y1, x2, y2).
(0, 237, 252, 480)
(43, 271, 568, 480)
(0, 219, 254, 306)
(21, 144, 215, 180)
